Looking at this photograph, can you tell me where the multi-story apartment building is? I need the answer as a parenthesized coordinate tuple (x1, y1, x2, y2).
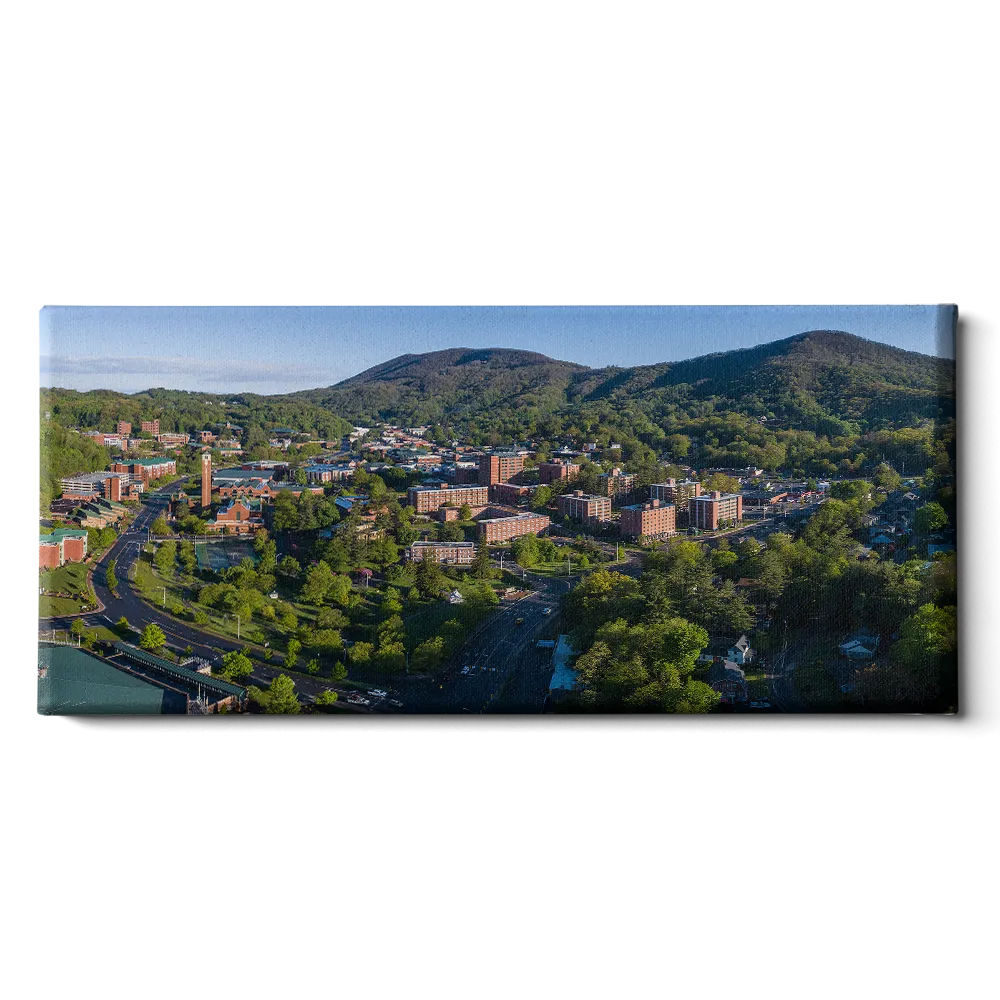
(116, 421, 132, 437)
(407, 484, 489, 514)
(689, 491, 743, 530)
(478, 512, 551, 544)
(557, 490, 612, 524)
(619, 499, 677, 540)
(598, 467, 636, 500)
(60, 472, 142, 501)
(649, 479, 703, 505)
(156, 432, 189, 447)
(109, 456, 176, 484)
(538, 460, 581, 485)
(478, 450, 526, 486)
(453, 464, 482, 485)
(304, 463, 356, 483)
(489, 482, 531, 505)
(39, 528, 89, 569)
(407, 541, 476, 565)
(141, 420, 160, 436)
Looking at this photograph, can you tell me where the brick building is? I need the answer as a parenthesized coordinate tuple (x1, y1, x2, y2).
(407, 484, 489, 514)
(207, 498, 265, 533)
(478, 451, 526, 486)
(619, 499, 677, 540)
(649, 479, 702, 504)
(141, 420, 160, 435)
(156, 432, 189, 447)
(109, 456, 176, 484)
(116, 420, 132, 437)
(478, 512, 551, 544)
(538, 460, 581, 485)
(453, 463, 481, 485)
(689, 491, 743, 530)
(39, 528, 89, 569)
(407, 541, 476, 565)
(598, 467, 636, 500)
(489, 482, 531, 505)
(557, 491, 612, 524)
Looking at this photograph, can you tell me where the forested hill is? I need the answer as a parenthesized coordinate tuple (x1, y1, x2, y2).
(569, 331, 954, 434)
(286, 332, 954, 442)
(292, 348, 588, 431)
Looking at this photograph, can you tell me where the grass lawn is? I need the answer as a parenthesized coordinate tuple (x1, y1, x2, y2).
(743, 671, 771, 702)
(39, 562, 96, 617)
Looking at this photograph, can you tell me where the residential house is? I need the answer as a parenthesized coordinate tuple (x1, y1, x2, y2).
(706, 658, 749, 705)
(727, 635, 754, 665)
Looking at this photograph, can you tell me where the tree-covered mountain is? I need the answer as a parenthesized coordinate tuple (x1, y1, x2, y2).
(40, 331, 956, 485)
(292, 332, 952, 433)
(293, 348, 587, 438)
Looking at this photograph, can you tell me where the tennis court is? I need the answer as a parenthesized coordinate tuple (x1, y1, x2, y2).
(195, 540, 258, 571)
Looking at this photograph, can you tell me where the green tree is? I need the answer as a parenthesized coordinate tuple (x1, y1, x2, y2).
(441, 618, 466, 653)
(512, 533, 540, 568)
(471, 543, 495, 580)
(315, 689, 339, 706)
(459, 503, 473, 521)
(154, 541, 177, 576)
(151, 515, 172, 536)
(115, 615, 131, 636)
(438, 521, 464, 542)
(348, 641, 373, 665)
(70, 617, 86, 636)
(139, 623, 166, 652)
(316, 606, 349, 629)
(306, 658, 321, 675)
(251, 673, 301, 714)
(272, 491, 299, 531)
(284, 637, 301, 669)
(220, 649, 253, 681)
(701, 473, 741, 494)
(277, 555, 301, 580)
(914, 502, 948, 535)
(301, 560, 336, 605)
(414, 550, 446, 599)
(105, 559, 117, 591)
(412, 635, 446, 674)
(382, 587, 404, 616)
(872, 462, 902, 493)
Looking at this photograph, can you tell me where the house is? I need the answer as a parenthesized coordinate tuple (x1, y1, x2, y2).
(839, 629, 880, 660)
(727, 635, 753, 665)
(706, 658, 748, 705)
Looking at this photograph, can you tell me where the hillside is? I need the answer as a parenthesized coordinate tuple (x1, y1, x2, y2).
(572, 331, 954, 433)
(294, 348, 588, 437)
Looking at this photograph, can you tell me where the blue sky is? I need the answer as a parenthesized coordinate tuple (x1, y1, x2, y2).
(40, 305, 955, 395)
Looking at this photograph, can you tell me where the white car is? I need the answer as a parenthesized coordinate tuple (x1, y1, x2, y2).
(368, 689, 388, 699)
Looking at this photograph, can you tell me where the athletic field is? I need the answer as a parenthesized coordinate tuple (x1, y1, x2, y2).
(195, 540, 258, 571)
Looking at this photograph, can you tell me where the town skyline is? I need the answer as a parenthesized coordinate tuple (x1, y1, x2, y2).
(40, 305, 956, 395)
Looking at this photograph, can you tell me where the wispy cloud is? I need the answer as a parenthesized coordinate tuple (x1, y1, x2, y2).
(40, 355, 322, 384)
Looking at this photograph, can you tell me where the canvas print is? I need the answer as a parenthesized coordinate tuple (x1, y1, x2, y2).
(38, 306, 957, 715)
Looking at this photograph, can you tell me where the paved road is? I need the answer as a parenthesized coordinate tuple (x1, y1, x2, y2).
(38, 480, 348, 707)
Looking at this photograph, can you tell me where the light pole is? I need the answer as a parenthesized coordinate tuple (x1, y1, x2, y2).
(161, 586, 167, 609)
(235, 614, 241, 640)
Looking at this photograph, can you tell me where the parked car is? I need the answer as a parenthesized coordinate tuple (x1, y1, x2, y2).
(542, 608, 552, 615)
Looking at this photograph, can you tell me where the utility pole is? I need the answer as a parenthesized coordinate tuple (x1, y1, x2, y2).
(235, 614, 241, 640)
(161, 586, 167, 609)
